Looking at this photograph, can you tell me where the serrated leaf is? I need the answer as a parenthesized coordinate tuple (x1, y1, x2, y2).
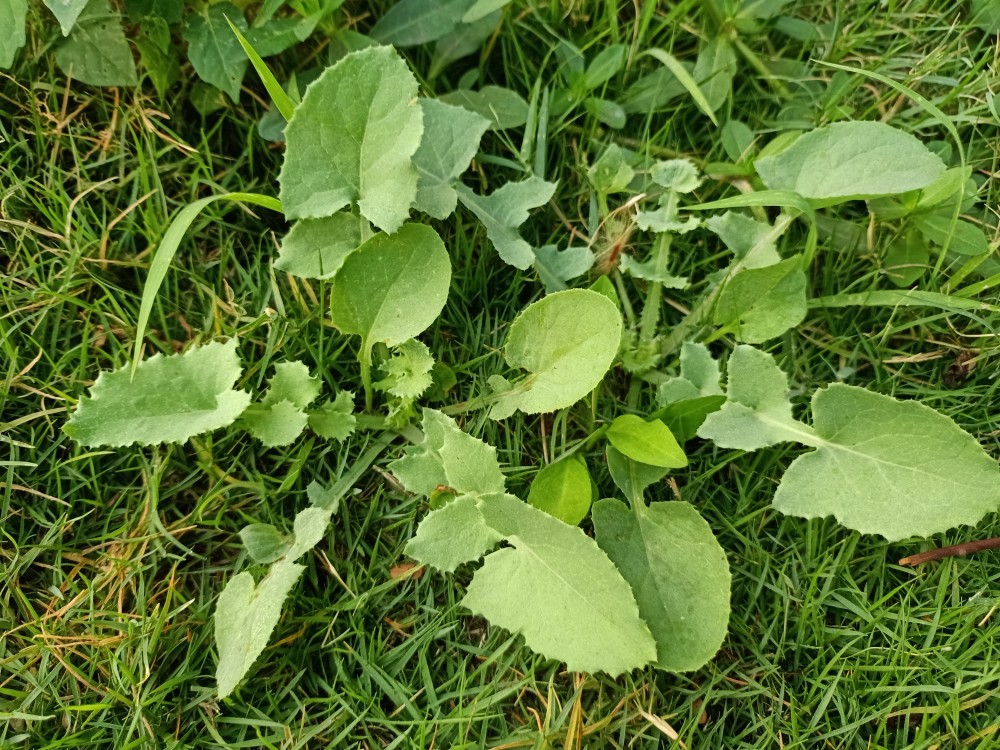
(527, 455, 593, 526)
(606, 415, 687, 469)
(587, 143, 634, 194)
(593, 499, 730, 671)
(635, 205, 700, 234)
(412, 99, 490, 219)
(488, 290, 623, 419)
(44, 0, 89, 36)
(54, 0, 138, 86)
(370, 0, 475, 46)
(705, 211, 781, 268)
(439, 86, 529, 130)
(658, 342, 724, 404)
(308, 391, 357, 442)
(650, 159, 702, 193)
(456, 177, 557, 270)
(242, 399, 308, 447)
(240, 523, 291, 564)
(713, 255, 808, 343)
(275, 214, 365, 280)
(533, 245, 595, 293)
(279, 46, 423, 231)
(465, 494, 656, 675)
(606, 445, 669, 506)
(754, 121, 946, 203)
(215, 560, 304, 699)
(619, 256, 688, 287)
(405, 494, 503, 572)
(0, 0, 26, 69)
(376, 339, 434, 399)
(184, 3, 248, 101)
(390, 409, 506, 497)
(263, 361, 321, 409)
(65, 339, 250, 447)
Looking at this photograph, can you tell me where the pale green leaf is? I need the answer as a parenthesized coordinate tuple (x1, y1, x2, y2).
(526, 455, 593, 526)
(606, 415, 687, 469)
(456, 178, 557, 270)
(240, 524, 291, 564)
(587, 143, 634, 195)
(376, 339, 434, 399)
(465, 494, 656, 675)
(593, 499, 731, 671)
(650, 159, 702, 193)
(279, 46, 423, 231)
(389, 409, 506, 498)
(606, 445, 669, 506)
(488, 290, 623, 419)
(772, 384, 1000, 540)
(413, 99, 490, 219)
(755, 121, 946, 202)
(635, 205, 700, 234)
(308, 391, 357, 442)
(439, 86, 529, 130)
(215, 560, 304, 699)
(619, 255, 688, 287)
(54, 0, 138, 86)
(184, 3, 248, 101)
(275, 214, 365, 280)
(0, 0, 26, 69)
(658, 342, 723, 404)
(705, 211, 781, 268)
(242, 399, 308, 447)
(533, 245, 595, 293)
(714, 255, 808, 343)
(44, 0, 89, 36)
(263, 361, 321, 409)
(405, 494, 503, 572)
(370, 0, 474, 46)
(284, 506, 332, 560)
(65, 339, 250, 447)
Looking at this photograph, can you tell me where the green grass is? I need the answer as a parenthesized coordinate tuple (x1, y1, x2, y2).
(4, 1, 1000, 747)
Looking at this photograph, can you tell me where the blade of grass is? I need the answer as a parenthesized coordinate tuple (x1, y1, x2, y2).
(641, 48, 719, 127)
(227, 17, 297, 122)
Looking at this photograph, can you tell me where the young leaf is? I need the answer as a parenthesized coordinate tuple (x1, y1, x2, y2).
(284, 505, 332, 561)
(606, 415, 687, 469)
(884, 232, 929, 287)
(242, 400, 309, 447)
(184, 3, 248, 101)
(134, 16, 180, 98)
(456, 178, 557, 270)
(65, 339, 250, 447)
(390, 409, 506, 498)
(533, 245, 595, 293)
(754, 121, 946, 202)
(376, 339, 435, 399)
(606, 446, 669, 506)
(587, 143, 634, 195)
(240, 524, 291, 564)
(465, 494, 657, 675)
(44, 0, 89, 36)
(405, 494, 503, 572)
(412, 99, 491, 219)
(593, 499, 731, 671)
(527, 455, 593, 526)
(279, 46, 423, 231)
(439, 86, 530, 130)
(215, 560, 304, 699)
(308, 391, 357, 442)
(619, 256, 688, 288)
(370, 0, 475, 46)
(487, 290, 623, 419)
(713, 255, 808, 343)
(584, 44, 625, 90)
(692, 36, 736, 113)
(0, 0, 26, 69)
(54, 0, 138, 87)
(650, 159, 702, 193)
(275, 214, 365, 280)
(705, 211, 781, 268)
(659, 343, 724, 403)
(263, 362, 321, 408)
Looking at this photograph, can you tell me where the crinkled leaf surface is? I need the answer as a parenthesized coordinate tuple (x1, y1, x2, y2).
(412, 99, 490, 219)
(275, 214, 365, 279)
(714, 255, 808, 343)
(533, 245, 595, 292)
(488, 290, 623, 419)
(308, 392, 357, 441)
(593, 499, 731, 671)
(44, 0, 89, 35)
(65, 339, 250, 447)
(54, 0, 138, 86)
(405, 494, 503, 572)
(464, 494, 656, 675)
(0, 0, 26, 69)
(527, 455, 593, 526)
(280, 46, 423, 230)
(755, 121, 946, 202)
(606, 415, 687, 469)
(377, 339, 435, 399)
(456, 178, 557, 269)
(370, 0, 474, 46)
(184, 3, 247, 101)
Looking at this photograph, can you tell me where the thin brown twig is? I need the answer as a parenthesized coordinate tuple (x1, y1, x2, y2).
(899, 537, 1000, 566)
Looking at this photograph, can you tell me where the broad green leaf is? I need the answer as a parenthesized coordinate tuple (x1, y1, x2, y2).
(650, 158, 702, 193)
(587, 143, 634, 195)
(135, 16, 180, 98)
(607, 415, 687, 469)
(773, 384, 1000, 540)
(279, 46, 423, 231)
(439, 86, 529, 130)
(263, 362, 321, 408)
(308, 391, 357, 442)
(463, 0, 513, 22)
(606, 445, 669, 506)
(390, 409, 506, 498)
(430, 10, 500, 77)
(713, 255, 808, 343)
(660, 396, 727, 444)
(54, 0, 138, 86)
(370, 0, 474, 46)
(240, 523, 291, 564)
(376, 339, 434, 399)
(754, 121, 946, 202)
(914, 214, 990, 256)
(0, 0, 26, 69)
(488, 290, 623, 419)
(275, 214, 365, 280)
(593, 499, 731, 671)
(527, 455, 593, 525)
(697, 345, 810, 451)
(658, 342, 724, 404)
(585, 96, 626, 129)
(705, 211, 781, 268)
(622, 66, 689, 114)
(65, 339, 250, 447)
(720, 119, 755, 162)
(184, 3, 248, 101)
(124, 0, 182, 23)
(406, 494, 503, 572)
(883, 232, 929, 287)
(533, 245, 595, 293)
(329, 223, 450, 389)
(692, 36, 736, 113)
(465, 494, 657, 675)
(619, 256, 688, 288)
(242, 399, 308, 447)
(456, 178, 557, 270)
(215, 560, 304, 699)
(44, 0, 89, 36)
(244, 17, 303, 57)
(413, 99, 490, 219)
(284, 505, 332, 560)
(584, 44, 625, 90)
(971, 0, 1000, 32)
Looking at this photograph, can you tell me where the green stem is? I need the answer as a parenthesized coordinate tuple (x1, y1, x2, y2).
(360, 342, 374, 412)
(637, 232, 674, 349)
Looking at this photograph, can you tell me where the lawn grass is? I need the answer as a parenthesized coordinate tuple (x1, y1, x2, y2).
(3, 1, 1000, 747)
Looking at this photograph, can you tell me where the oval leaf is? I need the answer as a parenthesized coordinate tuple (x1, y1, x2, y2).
(606, 415, 687, 469)
(527, 455, 594, 525)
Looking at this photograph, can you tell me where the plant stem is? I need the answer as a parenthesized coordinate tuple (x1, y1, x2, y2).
(360, 343, 374, 412)
(637, 231, 674, 349)
(899, 537, 1000, 566)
